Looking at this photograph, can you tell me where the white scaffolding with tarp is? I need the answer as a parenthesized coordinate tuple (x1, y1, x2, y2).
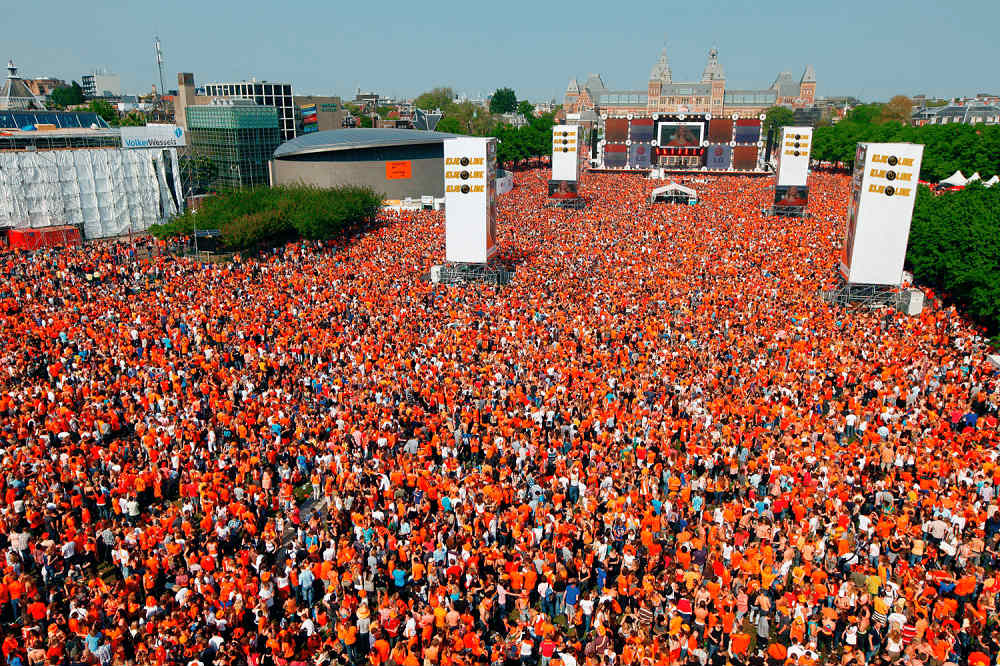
(0, 147, 183, 238)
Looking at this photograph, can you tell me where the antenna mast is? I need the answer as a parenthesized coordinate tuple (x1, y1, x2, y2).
(154, 36, 166, 102)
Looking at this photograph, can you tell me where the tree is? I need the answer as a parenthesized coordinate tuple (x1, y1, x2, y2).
(48, 81, 84, 108)
(489, 87, 517, 114)
(881, 95, 913, 124)
(845, 104, 884, 125)
(359, 115, 374, 128)
(413, 87, 454, 111)
(87, 99, 119, 125)
(763, 106, 795, 137)
(517, 100, 535, 118)
(435, 117, 464, 134)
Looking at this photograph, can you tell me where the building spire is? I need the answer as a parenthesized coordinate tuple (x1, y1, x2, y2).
(701, 47, 725, 82)
(650, 40, 672, 84)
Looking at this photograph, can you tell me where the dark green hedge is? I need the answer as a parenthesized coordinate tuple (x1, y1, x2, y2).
(150, 185, 383, 251)
(907, 183, 1000, 335)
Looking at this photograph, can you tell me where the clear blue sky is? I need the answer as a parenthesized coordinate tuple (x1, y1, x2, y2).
(7, 0, 998, 103)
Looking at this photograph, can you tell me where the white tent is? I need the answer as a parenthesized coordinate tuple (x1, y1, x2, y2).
(940, 170, 967, 186)
(968, 172, 981, 183)
(984, 175, 998, 188)
(650, 182, 698, 204)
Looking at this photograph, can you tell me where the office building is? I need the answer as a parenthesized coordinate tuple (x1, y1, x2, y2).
(186, 99, 280, 189)
(81, 71, 122, 98)
(295, 96, 351, 134)
(204, 79, 296, 141)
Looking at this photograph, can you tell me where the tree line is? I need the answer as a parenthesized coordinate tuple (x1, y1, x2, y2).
(809, 103, 999, 182)
(907, 183, 1000, 337)
(414, 87, 557, 167)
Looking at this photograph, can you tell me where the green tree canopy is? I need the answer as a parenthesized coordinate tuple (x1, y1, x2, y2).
(517, 100, 535, 118)
(87, 99, 119, 125)
(489, 88, 517, 114)
(435, 116, 463, 134)
(907, 183, 1000, 335)
(149, 185, 382, 252)
(48, 81, 85, 107)
(413, 87, 454, 111)
(763, 106, 795, 137)
(811, 114, 1000, 180)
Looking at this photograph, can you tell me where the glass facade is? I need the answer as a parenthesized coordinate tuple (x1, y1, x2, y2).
(203, 81, 296, 141)
(186, 105, 280, 189)
(724, 91, 777, 106)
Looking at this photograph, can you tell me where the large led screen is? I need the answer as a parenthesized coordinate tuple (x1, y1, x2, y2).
(629, 118, 654, 142)
(774, 185, 809, 207)
(708, 118, 734, 143)
(548, 180, 579, 199)
(734, 118, 761, 143)
(657, 122, 703, 147)
(629, 143, 652, 168)
(603, 143, 627, 168)
(733, 145, 759, 170)
(705, 144, 732, 170)
(605, 118, 629, 143)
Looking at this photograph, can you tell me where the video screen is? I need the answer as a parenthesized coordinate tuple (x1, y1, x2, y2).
(629, 143, 652, 168)
(603, 143, 627, 168)
(733, 145, 759, 170)
(734, 118, 761, 143)
(548, 180, 579, 199)
(705, 144, 732, 170)
(605, 118, 629, 143)
(774, 185, 809, 207)
(708, 118, 734, 143)
(657, 122, 703, 147)
(629, 118, 654, 142)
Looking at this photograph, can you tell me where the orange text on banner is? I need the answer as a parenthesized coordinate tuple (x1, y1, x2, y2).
(385, 161, 412, 180)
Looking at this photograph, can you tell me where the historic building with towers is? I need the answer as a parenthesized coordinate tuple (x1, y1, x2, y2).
(564, 46, 816, 118)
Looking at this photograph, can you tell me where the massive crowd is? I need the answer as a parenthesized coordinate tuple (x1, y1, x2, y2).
(0, 169, 997, 666)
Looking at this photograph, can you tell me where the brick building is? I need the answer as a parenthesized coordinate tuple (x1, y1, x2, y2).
(564, 47, 816, 117)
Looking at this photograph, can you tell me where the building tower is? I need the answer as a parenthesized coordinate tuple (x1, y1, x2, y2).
(648, 46, 672, 109)
(565, 78, 580, 113)
(701, 48, 726, 115)
(799, 65, 816, 105)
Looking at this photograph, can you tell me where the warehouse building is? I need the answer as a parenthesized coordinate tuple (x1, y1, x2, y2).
(270, 128, 457, 199)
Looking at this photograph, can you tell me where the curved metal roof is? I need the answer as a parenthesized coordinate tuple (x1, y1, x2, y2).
(273, 128, 459, 158)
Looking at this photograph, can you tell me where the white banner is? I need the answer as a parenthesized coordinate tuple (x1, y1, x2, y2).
(775, 126, 812, 186)
(552, 125, 580, 181)
(121, 123, 187, 149)
(444, 137, 497, 263)
(840, 142, 924, 285)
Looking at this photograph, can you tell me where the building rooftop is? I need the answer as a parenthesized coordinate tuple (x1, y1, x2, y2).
(273, 128, 459, 158)
(0, 110, 111, 130)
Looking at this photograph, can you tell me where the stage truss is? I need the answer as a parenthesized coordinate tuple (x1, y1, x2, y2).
(769, 205, 809, 218)
(544, 198, 586, 210)
(433, 262, 513, 287)
(820, 279, 902, 308)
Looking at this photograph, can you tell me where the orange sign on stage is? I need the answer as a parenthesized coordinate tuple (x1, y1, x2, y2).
(385, 161, 412, 180)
